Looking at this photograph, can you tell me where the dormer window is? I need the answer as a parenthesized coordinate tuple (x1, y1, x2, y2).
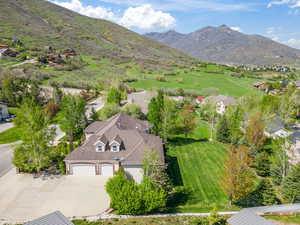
(96, 144, 105, 152)
(111, 144, 119, 152)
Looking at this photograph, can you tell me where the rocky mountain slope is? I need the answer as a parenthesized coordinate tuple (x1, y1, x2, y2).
(146, 25, 300, 65)
(0, 0, 193, 67)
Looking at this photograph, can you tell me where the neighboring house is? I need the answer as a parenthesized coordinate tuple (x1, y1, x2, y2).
(228, 209, 275, 225)
(264, 119, 290, 139)
(252, 82, 265, 88)
(65, 113, 164, 183)
(24, 211, 74, 225)
(0, 104, 10, 121)
(195, 96, 205, 105)
(169, 95, 185, 103)
(228, 204, 300, 225)
(203, 95, 236, 115)
(295, 81, 300, 89)
(289, 131, 300, 164)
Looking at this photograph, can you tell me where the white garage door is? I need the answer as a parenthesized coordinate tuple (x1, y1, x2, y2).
(101, 164, 114, 177)
(72, 164, 96, 176)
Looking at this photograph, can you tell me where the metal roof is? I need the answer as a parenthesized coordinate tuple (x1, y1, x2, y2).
(24, 211, 74, 225)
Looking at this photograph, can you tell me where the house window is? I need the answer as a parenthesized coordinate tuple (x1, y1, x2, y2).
(111, 144, 119, 152)
(96, 144, 105, 152)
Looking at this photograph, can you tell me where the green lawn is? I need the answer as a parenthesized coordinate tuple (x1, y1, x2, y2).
(266, 214, 300, 224)
(129, 70, 262, 98)
(0, 126, 23, 144)
(166, 121, 237, 212)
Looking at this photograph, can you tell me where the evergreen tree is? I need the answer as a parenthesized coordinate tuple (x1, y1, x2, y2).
(216, 115, 230, 143)
(282, 163, 300, 203)
(147, 90, 164, 135)
(254, 152, 271, 177)
(256, 179, 279, 206)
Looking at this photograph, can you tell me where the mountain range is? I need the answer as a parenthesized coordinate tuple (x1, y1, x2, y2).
(0, 0, 193, 68)
(145, 25, 300, 65)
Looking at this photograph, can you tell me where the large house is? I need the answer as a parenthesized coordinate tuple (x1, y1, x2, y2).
(203, 95, 236, 115)
(65, 113, 164, 183)
(264, 119, 290, 139)
(0, 104, 9, 121)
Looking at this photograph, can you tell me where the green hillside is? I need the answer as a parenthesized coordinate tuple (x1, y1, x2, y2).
(0, 0, 193, 68)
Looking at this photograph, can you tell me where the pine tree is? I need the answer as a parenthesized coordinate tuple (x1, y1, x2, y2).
(282, 163, 300, 203)
(256, 179, 279, 206)
(216, 115, 230, 143)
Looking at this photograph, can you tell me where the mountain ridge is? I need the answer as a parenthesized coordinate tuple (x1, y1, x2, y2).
(145, 25, 300, 65)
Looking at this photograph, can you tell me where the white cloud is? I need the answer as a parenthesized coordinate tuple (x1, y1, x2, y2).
(119, 4, 176, 30)
(230, 26, 242, 32)
(50, 1, 176, 31)
(51, 0, 117, 21)
(284, 38, 300, 49)
(267, 0, 300, 8)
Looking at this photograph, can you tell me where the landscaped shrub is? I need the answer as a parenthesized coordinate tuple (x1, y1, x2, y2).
(98, 103, 120, 120)
(122, 104, 145, 119)
(106, 169, 167, 215)
(107, 87, 122, 105)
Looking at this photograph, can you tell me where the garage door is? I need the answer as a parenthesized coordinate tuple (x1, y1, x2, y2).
(72, 164, 96, 176)
(101, 164, 114, 177)
(124, 165, 143, 183)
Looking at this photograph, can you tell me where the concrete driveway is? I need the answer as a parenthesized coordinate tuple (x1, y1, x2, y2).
(85, 97, 105, 118)
(0, 143, 17, 177)
(0, 170, 110, 224)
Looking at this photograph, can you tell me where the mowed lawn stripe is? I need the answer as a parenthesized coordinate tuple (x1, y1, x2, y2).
(168, 140, 229, 210)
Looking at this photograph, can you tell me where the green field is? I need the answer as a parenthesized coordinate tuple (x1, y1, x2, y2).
(129, 69, 261, 98)
(167, 121, 237, 212)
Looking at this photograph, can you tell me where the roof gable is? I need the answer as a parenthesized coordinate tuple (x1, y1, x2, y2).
(24, 211, 74, 225)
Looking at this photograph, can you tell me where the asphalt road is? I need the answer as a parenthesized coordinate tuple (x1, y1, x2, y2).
(0, 143, 15, 177)
(85, 97, 105, 118)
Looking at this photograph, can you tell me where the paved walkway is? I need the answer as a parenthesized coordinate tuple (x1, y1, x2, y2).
(0, 142, 19, 177)
(0, 122, 14, 133)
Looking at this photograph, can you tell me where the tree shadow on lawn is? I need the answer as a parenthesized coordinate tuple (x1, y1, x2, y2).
(169, 137, 208, 147)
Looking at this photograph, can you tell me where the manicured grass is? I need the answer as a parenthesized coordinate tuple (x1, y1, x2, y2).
(0, 126, 23, 144)
(129, 69, 262, 97)
(266, 214, 300, 224)
(166, 121, 237, 212)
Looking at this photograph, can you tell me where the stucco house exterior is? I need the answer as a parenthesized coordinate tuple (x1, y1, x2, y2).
(202, 95, 236, 115)
(0, 104, 10, 121)
(64, 113, 164, 183)
(288, 131, 300, 164)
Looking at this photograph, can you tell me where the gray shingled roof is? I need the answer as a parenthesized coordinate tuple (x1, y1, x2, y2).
(266, 119, 285, 134)
(65, 113, 164, 165)
(24, 211, 74, 225)
(228, 204, 300, 225)
(228, 209, 275, 225)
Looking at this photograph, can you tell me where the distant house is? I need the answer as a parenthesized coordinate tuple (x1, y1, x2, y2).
(0, 47, 18, 59)
(294, 81, 300, 89)
(264, 119, 290, 139)
(65, 113, 164, 183)
(203, 95, 236, 115)
(24, 211, 74, 225)
(252, 82, 265, 88)
(195, 96, 205, 105)
(0, 104, 10, 121)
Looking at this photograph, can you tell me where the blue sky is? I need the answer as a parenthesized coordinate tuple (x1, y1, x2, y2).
(50, 0, 300, 49)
